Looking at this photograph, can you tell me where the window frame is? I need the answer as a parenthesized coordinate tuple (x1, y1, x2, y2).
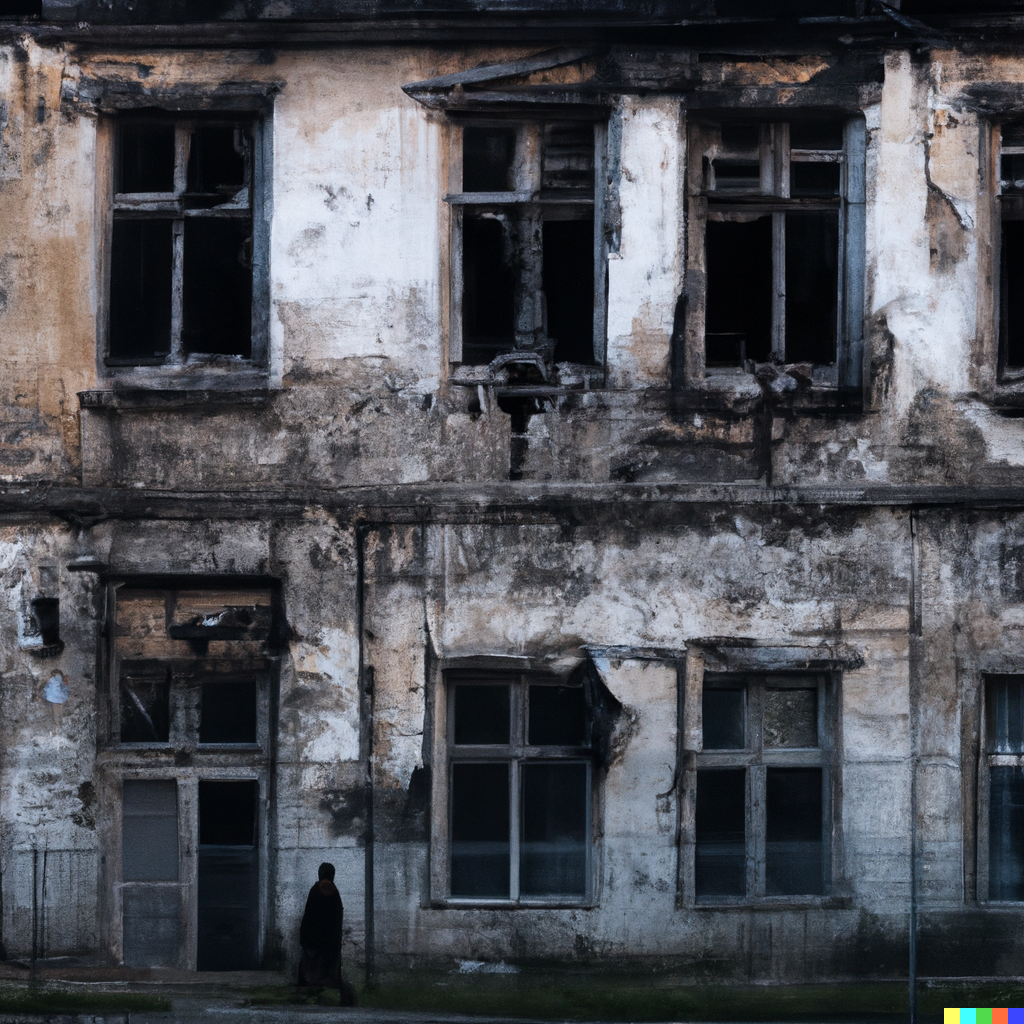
(993, 119, 1024, 385)
(681, 667, 840, 907)
(432, 666, 598, 908)
(681, 117, 866, 396)
(976, 674, 1024, 903)
(445, 115, 609, 378)
(96, 99, 273, 379)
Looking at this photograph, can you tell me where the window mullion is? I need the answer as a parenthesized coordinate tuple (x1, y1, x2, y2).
(749, 764, 765, 898)
(170, 221, 185, 363)
(510, 758, 521, 901)
(772, 212, 786, 363)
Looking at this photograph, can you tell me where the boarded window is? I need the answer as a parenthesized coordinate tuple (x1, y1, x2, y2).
(122, 780, 181, 969)
(448, 671, 591, 901)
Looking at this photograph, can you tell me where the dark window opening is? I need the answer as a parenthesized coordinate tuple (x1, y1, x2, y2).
(186, 125, 248, 198)
(451, 762, 510, 897)
(543, 218, 595, 365)
(462, 215, 516, 366)
(121, 670, 171, 743)
(988, 675, 1024, 753)
(182, 218, 253, 358)
(454, 684, 510, 745)
(1002, 221, 1024, 369)
(706, 217, 772, 365)
(199, 680, 258, 744)
(695, 768, 746, 897)
(765, 767, 824, 895)
(456, 120, 600, 370)
(521, 762, 587, 896)
(463, 127, 515, 193)
(109, 116, 255, 366)
(199, 780, 258, 846)
(991, 766, 1024, 901)
(785, 210, 838, 364)
(198, 781, 259, 970)
(528, 684, 586, 746)
(791, 163, 841, 197)
(118, 121, 175, 194)
(109, 219, 173, 361)
(29, 596, 63, 652)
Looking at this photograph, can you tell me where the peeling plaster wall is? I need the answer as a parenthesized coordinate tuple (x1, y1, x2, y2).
(7, 23, 1024, 983)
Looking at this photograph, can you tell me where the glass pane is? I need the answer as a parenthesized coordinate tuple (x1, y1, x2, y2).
(766, 768, 824, 895)
(123, 780, 178, 881)
(790, 121, 844, 151)
(451, 763, 510, 897)
(542, 216, 596, 365)
(542, 122, 594, 192)
(790, 162, 841, 197)
(186, 125, 248, 197)
(118, 121, 174, 193)
(764, 688, 818, 748)
(109, 219, 173, 361)
(182, 217, 253, 357)
(463, 127, 516, 192)
(702, 689, 745, 749)
(695, 768, 745, 897)
(529, 684, 586, 745)
(199, 780, 257, 846)
(987, 677, 1024, 753)
(454, 685, 510, 745)
(120, 672, 170, 743)
(521, 762, 588, 896)
(705, 216, 772, 365)
(200, 680, 258, 744)
(990, 766, 1024, 900)
(462, 212, 516, 365)
(1003, 221, 1024, 367)
(784, 210, 838, 364)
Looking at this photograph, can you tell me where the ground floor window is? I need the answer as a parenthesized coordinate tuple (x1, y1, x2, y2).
(447, 670, 592, 902)
(694, 673, 833, 901)
(983, 676, 1024, 900)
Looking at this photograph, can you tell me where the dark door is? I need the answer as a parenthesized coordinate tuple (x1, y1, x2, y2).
(197, 780, 259, 970)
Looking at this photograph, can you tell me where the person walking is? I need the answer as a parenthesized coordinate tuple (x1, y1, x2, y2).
(297, 861, 354, 1002)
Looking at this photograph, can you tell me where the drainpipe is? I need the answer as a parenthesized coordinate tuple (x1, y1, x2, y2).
(356, 523, 375, 990)
(908, 508, 922, 1024)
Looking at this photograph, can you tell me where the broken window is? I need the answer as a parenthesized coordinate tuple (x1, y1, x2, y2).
(108, 115, 257, 366)
(695, 674, 831, 901)
(448, 121, 605, 375)
(687, 120, 865, 390)
(109, 584, 281, 970)
(984, 676, 1024, 900)
(1000, 122, 1024, 375)
(447, 670, 591, 901)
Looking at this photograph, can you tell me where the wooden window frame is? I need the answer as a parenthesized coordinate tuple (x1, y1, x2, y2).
(432, 667, 597, 908)
(680, 668, 840, 907)
(97, 106, 273, 378)
(445, 117, 608, 374)
(682, 118, 866, 394)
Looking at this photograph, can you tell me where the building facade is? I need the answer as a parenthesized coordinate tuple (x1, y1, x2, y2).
(1, 0, 1024, 983)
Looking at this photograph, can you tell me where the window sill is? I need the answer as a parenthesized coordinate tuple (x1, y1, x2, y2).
(430, 898, 597, 910)
(687, 895, 851, 911)
(80, 383, 271, 412)
(449, 361, 603, 390)
(674, 373, 862, 415)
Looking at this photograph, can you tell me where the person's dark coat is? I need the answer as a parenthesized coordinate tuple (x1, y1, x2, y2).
(298, 879, 344, 989)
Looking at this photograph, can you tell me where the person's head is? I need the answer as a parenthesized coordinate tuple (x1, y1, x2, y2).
(318, 862, 335, 882)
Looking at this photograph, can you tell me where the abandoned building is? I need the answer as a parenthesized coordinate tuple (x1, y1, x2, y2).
(7, 0, 1024, 987)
